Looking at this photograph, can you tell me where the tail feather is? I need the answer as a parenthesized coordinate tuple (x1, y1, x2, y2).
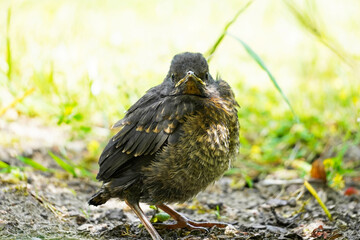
(88, 189, 110, 206)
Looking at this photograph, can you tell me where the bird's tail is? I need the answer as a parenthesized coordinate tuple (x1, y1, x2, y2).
(88, 188, 110, 206)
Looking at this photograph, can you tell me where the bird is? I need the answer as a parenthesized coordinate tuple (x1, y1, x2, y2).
(88, 52, 239, 240)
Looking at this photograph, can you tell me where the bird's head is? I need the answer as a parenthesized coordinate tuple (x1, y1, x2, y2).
(166, 52, 213, 97)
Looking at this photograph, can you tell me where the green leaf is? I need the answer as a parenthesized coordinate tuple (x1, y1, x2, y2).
(0, 160, 9, 169)
(149, 205, 157, 210)
(48, 151, 77, 177)
(154, 212, 170, 222)
(228, 33, 300, 123)
(17, 156, 50, 172)
(214, 205, 222, 220)
(73, 113, 83, 121)
(79, 126, 91, 133)
(245, 175, 253, 188)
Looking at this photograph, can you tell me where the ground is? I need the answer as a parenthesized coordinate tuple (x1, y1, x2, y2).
(1, 1, 360, 239)
(1, 144, 360, 240)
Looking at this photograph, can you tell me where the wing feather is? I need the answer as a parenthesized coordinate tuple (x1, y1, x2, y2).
(96, 90, 199, 181)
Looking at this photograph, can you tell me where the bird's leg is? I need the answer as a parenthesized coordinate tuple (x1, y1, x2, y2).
(155, 204, 227, 231)
(125, 200, 163, 240)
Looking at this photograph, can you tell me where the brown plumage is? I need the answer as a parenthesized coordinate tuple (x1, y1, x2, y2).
(89, 52, 239, 240)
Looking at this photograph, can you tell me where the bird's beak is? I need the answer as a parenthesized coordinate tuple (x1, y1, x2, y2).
(175, 71, 205, 87)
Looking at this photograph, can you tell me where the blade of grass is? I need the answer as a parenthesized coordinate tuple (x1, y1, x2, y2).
(77, 167, 96, 180)
(17, 156, 51, 172)
(0, 87, 36, 117)
(304, 180, 332, 221)
(48, 151, 77, 177)
(0, 160, 9, 169)
(228, 33, 299, 123)
(284, 0, 355, 68)
(6, 7, 12, 79)
(204, 0, 253, 62)
(58, 148, 96, 179)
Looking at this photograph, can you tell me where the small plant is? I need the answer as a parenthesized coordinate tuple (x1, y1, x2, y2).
(323, 144, 349, 190)
(214, 205, 222, 220)
(0, 161, 27, 184)
(149, 205, 170, 223)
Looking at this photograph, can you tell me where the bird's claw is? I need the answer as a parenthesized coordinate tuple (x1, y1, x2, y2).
(153, 222, 209, 232)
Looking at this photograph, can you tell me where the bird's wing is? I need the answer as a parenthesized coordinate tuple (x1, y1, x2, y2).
(96, 89, 198, 181)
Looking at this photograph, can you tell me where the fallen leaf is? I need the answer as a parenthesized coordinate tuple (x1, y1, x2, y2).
(311, 159, 326, 182)
(344, 187, 359, 196)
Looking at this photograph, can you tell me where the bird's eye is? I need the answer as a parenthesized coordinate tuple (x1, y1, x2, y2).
(205, 72, 209, 80)
(171, 73, 175, 81)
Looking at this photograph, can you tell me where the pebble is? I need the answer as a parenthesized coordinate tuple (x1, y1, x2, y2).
(77, 223, 93, 231)
(224, 224, 238, 236)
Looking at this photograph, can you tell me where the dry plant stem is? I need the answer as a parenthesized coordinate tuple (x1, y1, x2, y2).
(125, 200, 162, 240)
(276, 184, 286, 199)
(295, 186, 305, 201)
(260, 178, 324, 186)
(156, 204, 227, 231)
(284, 0, 355, 68)
(0, 87, 35, 117)
(29, 190, 66, 220)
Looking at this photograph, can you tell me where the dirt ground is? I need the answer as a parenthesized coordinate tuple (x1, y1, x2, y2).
(1, 119, 360, 240)
(1, 158, 360, 240)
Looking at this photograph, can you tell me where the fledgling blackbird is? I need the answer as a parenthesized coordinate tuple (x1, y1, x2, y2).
(89, 52, 239, 240)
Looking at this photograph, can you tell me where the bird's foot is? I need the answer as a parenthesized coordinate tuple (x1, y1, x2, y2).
(154, 219, 227, 232)
(155, 204, 227, 231)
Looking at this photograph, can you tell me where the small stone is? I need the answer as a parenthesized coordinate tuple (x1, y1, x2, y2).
(224, 224, 238, 236)
(217, 235, 231, 239)
(336, 219, 348, 230)
(106, 209, 125, 220)
(77, 223, 93, 231)
(76, 215, 87, 225)
(288, 198, 297, 207)
(93, 223, 109, 233)
(266, 225, 287, 234)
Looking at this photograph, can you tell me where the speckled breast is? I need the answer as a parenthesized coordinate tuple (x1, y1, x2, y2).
(142, 99, 238, 204)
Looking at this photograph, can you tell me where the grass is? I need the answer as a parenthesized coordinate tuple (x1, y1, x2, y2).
(227, 33, 299, 123)
(0, 1, 359, 188)
(205, 0, 254, 62)
(284, 0, 356, 68)
(6, 7, 12, 80)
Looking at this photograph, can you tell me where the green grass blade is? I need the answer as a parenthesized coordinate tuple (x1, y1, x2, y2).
(48, 151, 77, 177)
(284, 0, 354, 68)
(204, 0, 253, 62)
(228, 33, 299, 123)
(17, 156, 50, 172)
(0, 160, 9, 169)
(6, 7, 12, 80)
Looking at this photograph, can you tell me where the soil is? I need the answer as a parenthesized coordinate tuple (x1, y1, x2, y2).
(1, 119, 360, 240)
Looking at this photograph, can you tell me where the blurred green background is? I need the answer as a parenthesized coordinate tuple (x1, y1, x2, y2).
(0, 0, 359, 187)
